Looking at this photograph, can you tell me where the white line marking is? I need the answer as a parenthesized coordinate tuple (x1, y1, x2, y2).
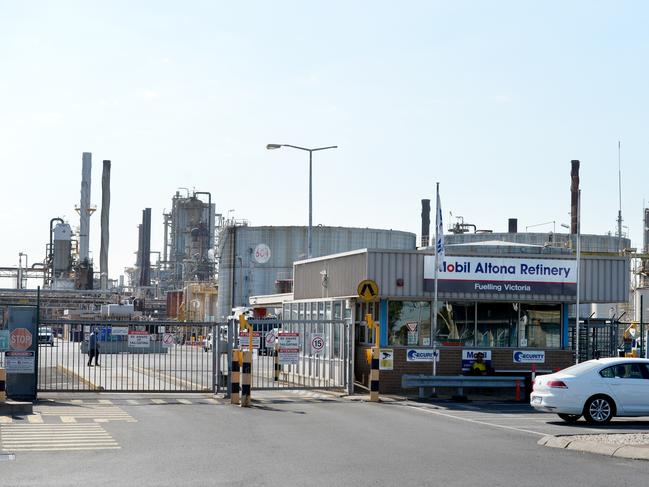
(27, 415, 43, 424)
(402, 404, 548, 436)
(127, 400, 139, 405)
(151, 399, 166, 404)
(177, 399, 191, 405)
(61, 416, 77, 423)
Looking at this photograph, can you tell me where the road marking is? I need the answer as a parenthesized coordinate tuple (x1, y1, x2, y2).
(27, 415, 43, 424)
(61, 416, 77, 423)
(94, 418, 109, 423)
(203, 398, 219, 405)
(401, 403, 548, 436)
(151, 399, 166, 404)
(70, 399, 83, 404)
(98, 399, 113, 404)
(127, 400, 139, 405)
(0, 424, 120, 451)
(0, 417, 12, 424)
(36, 404, 137, 423)
(177, 399, 191, 405)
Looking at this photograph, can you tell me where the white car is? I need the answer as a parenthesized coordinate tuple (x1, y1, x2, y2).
(531, 357, 649, 424)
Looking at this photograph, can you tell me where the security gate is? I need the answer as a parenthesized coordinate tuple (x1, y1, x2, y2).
(37, 320, 219, 392)
(216, 318, 353, 394)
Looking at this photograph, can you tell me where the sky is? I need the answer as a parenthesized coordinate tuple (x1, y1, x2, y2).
(1, 1, 648, 288)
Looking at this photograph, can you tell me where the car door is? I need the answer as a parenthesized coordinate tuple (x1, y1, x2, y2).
(601, 363, 648, 414)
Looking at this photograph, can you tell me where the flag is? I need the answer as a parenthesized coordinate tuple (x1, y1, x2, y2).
(435, 187, 445, 271)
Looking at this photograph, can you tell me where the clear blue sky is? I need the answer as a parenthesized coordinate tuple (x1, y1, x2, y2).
(1, 1, 648, 286)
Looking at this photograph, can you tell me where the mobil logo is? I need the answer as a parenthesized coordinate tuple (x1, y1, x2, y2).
(442, 261, 471, 273)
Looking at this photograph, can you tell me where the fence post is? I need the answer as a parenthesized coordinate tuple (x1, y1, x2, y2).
(230, 349, 241, 405)
(274, 343, 280, 382)
(0, 368, 6, 402)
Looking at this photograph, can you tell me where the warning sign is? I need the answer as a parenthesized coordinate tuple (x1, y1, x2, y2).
(379, 349, 394, 370)
(278, 348, 299, 365)
(357, 279, 379, 302)
(128, 330, 150, 348)
(265, 330, 277, 348)
(5, 351, 35, 374)
(239, 332, 261, 349)
(278, 332, 299, 348)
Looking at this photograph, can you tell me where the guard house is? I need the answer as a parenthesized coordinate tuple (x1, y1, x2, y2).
(282, 241, 630, 393)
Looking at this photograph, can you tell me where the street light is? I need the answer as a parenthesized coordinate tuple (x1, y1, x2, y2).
(266, 143, 338, 258)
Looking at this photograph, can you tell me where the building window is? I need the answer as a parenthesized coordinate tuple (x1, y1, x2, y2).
(521, 304, 561, 349)
(476, 302, 518, 348)
(388, 301, 431, 346)
(436, 302, 476, 346)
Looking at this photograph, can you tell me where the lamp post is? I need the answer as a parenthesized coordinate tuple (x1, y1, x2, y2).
(266, 143, 338, 258)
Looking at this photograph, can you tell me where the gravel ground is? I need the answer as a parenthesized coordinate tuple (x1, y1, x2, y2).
(567, 434, 649, 446)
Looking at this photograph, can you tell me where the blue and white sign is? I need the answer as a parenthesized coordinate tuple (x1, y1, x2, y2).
(513, 350, 545, 364)
(406, 349, 440, 362)
(424, 256, 577, 296)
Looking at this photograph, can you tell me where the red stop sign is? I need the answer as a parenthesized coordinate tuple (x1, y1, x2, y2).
(10, 328, 33, 351)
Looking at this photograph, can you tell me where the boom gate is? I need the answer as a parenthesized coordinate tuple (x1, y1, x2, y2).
(37, 320, 220, 392)
(216, 318, 353, 394)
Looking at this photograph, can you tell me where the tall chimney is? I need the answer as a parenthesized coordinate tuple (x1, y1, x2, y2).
(79, 152, 92, 262)
(139, 208, 152, 287)
(570, 160, 580, 234)
(100, 160, 111, 289)
(644, 208, 649, 254)
(421, 199, 431, 247)
(508, 218, 518, 233)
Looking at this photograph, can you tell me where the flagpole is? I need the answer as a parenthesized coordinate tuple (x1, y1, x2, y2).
(433, 182, 440, 377)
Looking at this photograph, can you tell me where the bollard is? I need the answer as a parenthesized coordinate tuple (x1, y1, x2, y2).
(230, 349, 241, 405)
(0, 367, 6, 402)
(370, 347, 380, 402)
(240, 350, 252, 407)
(273, 347, 280, 382)
(515, 379, 521, 402)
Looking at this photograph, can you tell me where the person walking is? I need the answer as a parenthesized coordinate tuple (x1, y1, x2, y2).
(87, 328, 100, 366)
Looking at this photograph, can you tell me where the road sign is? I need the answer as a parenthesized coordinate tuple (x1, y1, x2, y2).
(357, 279, 379, 302)
(310, 333, 325, 354)
(162, 333, 175, 348)
(10, 327, 32, 351)
(5, 351, 35, 373)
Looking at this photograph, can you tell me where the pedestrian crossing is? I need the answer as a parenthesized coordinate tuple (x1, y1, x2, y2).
(0, 424, 120, 452)
(35, 404, 137, 423)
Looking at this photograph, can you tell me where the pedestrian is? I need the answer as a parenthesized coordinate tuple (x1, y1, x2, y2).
(87, 328, 100, 366)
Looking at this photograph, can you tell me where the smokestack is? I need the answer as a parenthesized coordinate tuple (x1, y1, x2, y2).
(570, 160, 580, 234)
(79, 153, 92, 262)
(644, 208, 649, 254)
(100, 160, 111, 289)
(508, 218, 518, 233)
(139, 208, 152, 287)
(421, 199, 431, 247)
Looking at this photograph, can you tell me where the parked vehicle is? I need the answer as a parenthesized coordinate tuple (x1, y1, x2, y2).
(38, 327, 54, 346)
(531, 358, 649, 424)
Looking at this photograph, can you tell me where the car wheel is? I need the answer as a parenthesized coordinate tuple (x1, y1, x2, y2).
(583, 396, 614, 425)
(557, 413, 581, 423)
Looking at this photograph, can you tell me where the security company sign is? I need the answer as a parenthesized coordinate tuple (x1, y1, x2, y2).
(406, 349, 439, 362)
(10, 328, 32, 351)
(424, 256, 576, 296)
(513, 350, 545, 364)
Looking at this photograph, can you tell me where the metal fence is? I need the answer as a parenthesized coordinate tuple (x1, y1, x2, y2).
(37, 320, 220, 392)
(216, 318, 352, 395)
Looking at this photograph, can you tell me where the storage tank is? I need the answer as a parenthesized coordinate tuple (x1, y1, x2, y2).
(53, 223, 72, 277)
(216, 225, 416, 320)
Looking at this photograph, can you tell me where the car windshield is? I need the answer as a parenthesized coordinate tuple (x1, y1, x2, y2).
(40, 328, 52, 334)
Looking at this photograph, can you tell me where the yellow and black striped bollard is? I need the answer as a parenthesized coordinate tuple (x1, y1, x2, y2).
(273, 345, 280, 382)
(0, 367, 6, 402)
(370, 347, 380, 402)
(230, 349, 241, 405)
(240, 350, 252, 407)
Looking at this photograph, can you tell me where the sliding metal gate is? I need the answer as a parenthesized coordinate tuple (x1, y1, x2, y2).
(37, 320, 220, 392)
(216, 318, 353, 395)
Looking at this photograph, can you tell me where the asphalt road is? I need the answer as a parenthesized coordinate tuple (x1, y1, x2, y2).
(2, 393, 649, 486)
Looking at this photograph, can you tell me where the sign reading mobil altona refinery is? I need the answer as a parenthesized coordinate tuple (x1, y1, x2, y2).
(424, 256, 577, 296)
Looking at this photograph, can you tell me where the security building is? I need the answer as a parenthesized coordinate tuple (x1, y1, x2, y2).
(282, 240, 629, 394)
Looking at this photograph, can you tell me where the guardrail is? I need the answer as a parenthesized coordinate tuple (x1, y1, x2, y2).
(401, 374, 526, 401)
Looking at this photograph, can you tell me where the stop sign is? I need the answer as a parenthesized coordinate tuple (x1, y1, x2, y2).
(10, 327, 33, 351)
